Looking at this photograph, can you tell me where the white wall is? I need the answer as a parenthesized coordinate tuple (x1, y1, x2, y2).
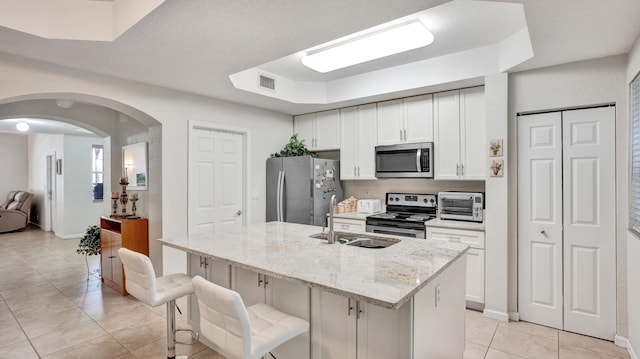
(62, 135, 104, 237)
(509, 55, 628, 336)
(0, 53, 292, 274)
(0, 133, 28, 198)
(626, 33, 640, 356)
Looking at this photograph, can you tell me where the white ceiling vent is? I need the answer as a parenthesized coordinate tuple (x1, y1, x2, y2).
(259, 74, 276, 91)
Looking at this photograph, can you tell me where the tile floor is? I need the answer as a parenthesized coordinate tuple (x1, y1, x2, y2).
(0, 226, 631, 359)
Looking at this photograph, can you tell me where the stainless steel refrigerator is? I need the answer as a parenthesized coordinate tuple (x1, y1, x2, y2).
(266, 156, 343, 226)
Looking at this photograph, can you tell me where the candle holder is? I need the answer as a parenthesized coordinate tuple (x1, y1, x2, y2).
(131, 198, 138, 217)
(119, 177, 129, 216)
(110, 192, 119, 217)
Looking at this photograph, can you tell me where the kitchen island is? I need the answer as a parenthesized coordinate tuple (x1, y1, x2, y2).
(158, 221, 469, 358)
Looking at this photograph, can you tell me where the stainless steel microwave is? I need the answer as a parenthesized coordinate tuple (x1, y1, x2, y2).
(375, 142, 433, 178)
(438, 191, 484, 222)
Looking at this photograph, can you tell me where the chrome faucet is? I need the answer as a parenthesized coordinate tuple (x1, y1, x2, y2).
(328, 195, 337, 244)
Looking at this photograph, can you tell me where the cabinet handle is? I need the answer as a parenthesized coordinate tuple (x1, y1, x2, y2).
(204, 258, 209, 269)
(354, 166, 357, 176)
(461, 164, 465, 176)
(403, 129, 407, 141)
(400, 130, 403, 141)
(257, 273, 263, 287)
(348, 298, 354, 316)
(356, 301, 363, 320)
(357, 166, 360, 176)
(264, 276, 269, 288)
(108, 256, 116, 259)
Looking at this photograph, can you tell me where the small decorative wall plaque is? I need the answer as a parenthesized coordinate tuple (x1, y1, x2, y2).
(490, 159, 504, 177)
(489, 139, 503, 157)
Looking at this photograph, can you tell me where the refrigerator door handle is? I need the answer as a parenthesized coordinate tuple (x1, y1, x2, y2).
(280, 171, 286, 221)
(276, 171, 283, 221)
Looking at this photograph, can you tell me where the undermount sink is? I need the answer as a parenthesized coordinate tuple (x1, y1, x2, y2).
(309, 231, 400, 248)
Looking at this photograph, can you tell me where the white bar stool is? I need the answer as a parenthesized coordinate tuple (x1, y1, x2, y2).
(118, 248, 199, 359)
(192, 275, 309, 359)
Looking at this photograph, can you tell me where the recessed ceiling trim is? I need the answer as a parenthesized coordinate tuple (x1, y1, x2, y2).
(0, 0, 165, 41)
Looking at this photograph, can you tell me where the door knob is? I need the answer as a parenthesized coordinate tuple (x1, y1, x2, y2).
(540, 230, 547, 235)
(235, 210, 243, 216)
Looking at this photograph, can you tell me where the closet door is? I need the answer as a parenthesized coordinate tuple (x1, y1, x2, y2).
(518, 106, 616, 340)
(517, 112, 564, 330)
(561, 107, 616, 340)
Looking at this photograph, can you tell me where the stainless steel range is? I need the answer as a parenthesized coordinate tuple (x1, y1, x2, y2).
(365, 193, 437, 239)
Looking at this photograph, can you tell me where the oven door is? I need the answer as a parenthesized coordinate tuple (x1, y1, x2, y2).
(365, 224, 425, 239)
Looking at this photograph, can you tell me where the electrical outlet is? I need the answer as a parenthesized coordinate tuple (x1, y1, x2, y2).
(435, 284, 441, 308)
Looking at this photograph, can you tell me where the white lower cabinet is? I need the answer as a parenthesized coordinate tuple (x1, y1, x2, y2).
(187, 254, 231, 330)
(311, 255, 465, 359)
(426, 226, 485, 307)
(311, 290, 410, 359)
(332, 217, 366, 233)
(233, 267, 311, 359)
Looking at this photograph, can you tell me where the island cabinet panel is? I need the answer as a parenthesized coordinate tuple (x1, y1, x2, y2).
(311, 289, 357, 359)
(100, 216, 148, 296)
(187, 254, 231, 330)
(269, 277, 312, 359)
(413, 255, 466, 358)
(310, 290, 410, 359)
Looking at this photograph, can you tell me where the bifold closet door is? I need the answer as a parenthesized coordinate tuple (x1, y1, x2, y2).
(518, 106, 616, 340)
(561, 107, 615, 340)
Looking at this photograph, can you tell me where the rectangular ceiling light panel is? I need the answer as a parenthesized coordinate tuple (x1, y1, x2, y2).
(301, 20, 434, 73)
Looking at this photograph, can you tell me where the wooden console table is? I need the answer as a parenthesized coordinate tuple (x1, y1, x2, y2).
(100, 216, 148, 295)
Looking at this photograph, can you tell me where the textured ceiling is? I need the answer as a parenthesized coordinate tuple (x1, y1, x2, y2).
(0, 0, 639, 118)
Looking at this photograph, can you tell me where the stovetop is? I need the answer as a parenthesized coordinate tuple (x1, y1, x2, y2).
(365, 193, 437, 226)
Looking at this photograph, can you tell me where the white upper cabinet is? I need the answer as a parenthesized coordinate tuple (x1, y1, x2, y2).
(294, 109, 341, 151)
(377, 95, 433, 146)
(340, 104, 377, 180)
(434, 87, 485, 180)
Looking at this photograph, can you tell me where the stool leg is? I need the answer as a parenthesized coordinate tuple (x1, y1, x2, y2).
(167, 299, 177, 359)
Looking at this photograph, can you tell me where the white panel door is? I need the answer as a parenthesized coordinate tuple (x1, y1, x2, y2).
(518, 112, 564, 330)
(357, 103, 378, 179)
(189, 128, 244, 233)
(434, 90, 461, 180)
(518, 107, 616, 340)
(340, 107, 358, 180)
(460, 87, 486, 179)
(404, 94, 433, 143)
(315, 109, 341, 150)
(377, 99, 404, 145)
(561, 107, 616, 340)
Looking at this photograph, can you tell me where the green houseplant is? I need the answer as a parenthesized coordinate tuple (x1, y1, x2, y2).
(77, 225, 101, 277)
(270, 133, 316, 158)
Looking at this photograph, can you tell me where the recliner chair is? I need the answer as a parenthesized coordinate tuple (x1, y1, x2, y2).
(0, 190, 33, 233)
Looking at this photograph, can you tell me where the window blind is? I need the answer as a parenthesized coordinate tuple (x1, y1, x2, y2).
(631, 73, 640, 233)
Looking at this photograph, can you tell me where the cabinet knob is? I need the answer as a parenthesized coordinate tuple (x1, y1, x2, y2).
(540, 230, 547, 235)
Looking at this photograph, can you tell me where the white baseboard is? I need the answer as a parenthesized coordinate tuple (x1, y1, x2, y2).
(55, 232, 83, 239)
(614, 335, 637, 359)
(483, 308, 509, 322)
(508, 311, 520, 321)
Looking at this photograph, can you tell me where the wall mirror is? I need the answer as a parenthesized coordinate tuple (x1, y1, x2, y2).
(122, 142, 148, 190)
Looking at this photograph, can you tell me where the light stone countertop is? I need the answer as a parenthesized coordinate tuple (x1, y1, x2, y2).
(426, 217, 486, 231)
(158, 221, 468, 310)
